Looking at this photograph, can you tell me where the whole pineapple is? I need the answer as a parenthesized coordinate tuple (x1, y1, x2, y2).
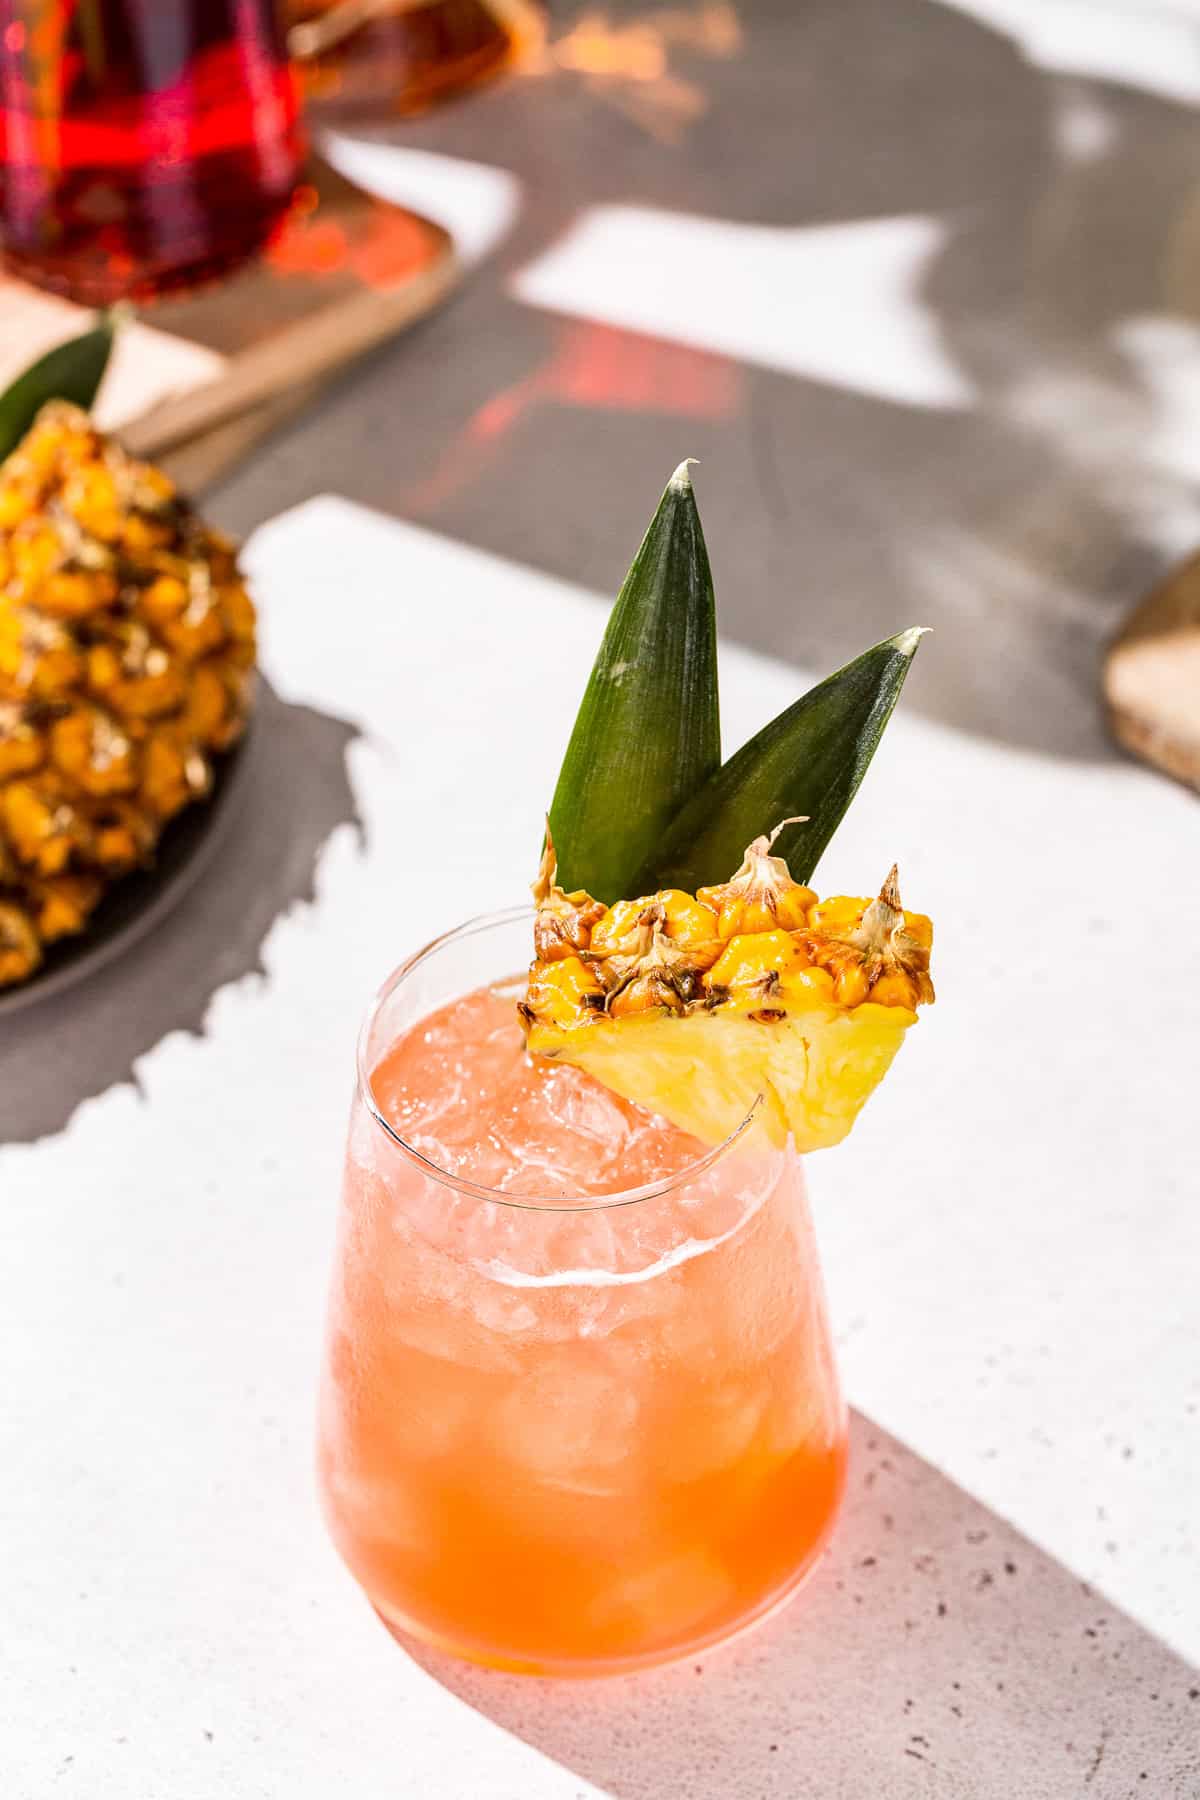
(0, 403, 256, 987)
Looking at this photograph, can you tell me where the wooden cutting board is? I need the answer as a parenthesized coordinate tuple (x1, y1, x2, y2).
(1104, 554, 1200, 793)
(0, 157, 458, 491)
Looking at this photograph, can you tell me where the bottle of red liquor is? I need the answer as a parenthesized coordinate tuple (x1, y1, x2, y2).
(0, 1, 304, 305)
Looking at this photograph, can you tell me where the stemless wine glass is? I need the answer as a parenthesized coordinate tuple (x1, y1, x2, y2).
(317, 910, 848, 1676)
(0, 0, 303, 303)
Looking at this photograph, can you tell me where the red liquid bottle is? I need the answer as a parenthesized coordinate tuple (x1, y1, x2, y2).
(0, 1, 304, 305)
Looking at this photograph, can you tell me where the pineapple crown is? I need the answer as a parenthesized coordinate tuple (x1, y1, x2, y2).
(543, 460, 927, 904)
(0, 314, 118, 465)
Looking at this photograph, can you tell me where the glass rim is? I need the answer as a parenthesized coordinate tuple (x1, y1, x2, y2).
(355, 906, 763, 1212)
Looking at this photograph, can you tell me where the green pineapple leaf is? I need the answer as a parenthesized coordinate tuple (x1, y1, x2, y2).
(548, 461, 721, 902)
(0, 314, 118, 463)
(640, 628, 926, 893)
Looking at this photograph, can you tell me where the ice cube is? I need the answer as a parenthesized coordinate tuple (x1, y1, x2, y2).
(490, 1354, 641, 1490)
(590, 1546, 735, 1642)
(541, 1069, 633, 1151)
(320, 1462, 433, 1557)
(662, 1379, 767, 1483)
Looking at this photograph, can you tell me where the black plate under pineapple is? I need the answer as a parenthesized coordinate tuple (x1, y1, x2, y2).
(0, 730, 252, 1018)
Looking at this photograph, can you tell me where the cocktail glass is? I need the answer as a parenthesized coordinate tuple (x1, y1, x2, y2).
(317, 909, 848, 1676)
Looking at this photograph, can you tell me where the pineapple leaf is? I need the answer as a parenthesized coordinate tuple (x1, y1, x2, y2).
(548, 461, 721, 902)
(0, 315, 117, 463)
(640, 628, 926, 892)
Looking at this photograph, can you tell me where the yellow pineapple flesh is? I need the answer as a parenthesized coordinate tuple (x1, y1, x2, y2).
(519, 828, 934, 1152)
(0, 403, 257, 987)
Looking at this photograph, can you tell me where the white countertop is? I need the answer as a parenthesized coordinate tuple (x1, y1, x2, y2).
(3, 496, 1197, 1797)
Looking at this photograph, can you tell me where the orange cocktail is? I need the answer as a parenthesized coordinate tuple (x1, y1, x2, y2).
(317, 912, 847, 1676)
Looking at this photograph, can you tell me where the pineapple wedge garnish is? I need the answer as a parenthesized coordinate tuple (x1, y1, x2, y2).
(520, 825, 934, 1152)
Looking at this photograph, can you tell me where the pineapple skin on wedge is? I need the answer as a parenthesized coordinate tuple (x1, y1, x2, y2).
(521, 827, 932, 1152)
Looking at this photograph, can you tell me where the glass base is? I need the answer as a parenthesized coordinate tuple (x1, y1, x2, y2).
(368, 1457, 847, 1679)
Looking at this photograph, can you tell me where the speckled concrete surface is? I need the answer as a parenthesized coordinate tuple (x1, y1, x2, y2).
(418, 1415, 1199, 1799)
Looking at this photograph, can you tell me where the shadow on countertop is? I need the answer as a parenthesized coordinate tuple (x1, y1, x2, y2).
(210, 0, 1200, 767)
(405, 1412, 1200, 1799)
(0, 683, 363, 1146)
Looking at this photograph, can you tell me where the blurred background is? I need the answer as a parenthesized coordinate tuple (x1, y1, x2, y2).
(5, 0, 1200, 765)
(242, 0, 1200, 765)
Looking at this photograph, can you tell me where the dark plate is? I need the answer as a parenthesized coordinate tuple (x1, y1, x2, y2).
(0, 726, 254, 1018)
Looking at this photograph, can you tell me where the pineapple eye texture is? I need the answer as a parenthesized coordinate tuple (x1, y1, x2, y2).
(0, 402, 257, 988)
(521, 835, 934, 1152)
